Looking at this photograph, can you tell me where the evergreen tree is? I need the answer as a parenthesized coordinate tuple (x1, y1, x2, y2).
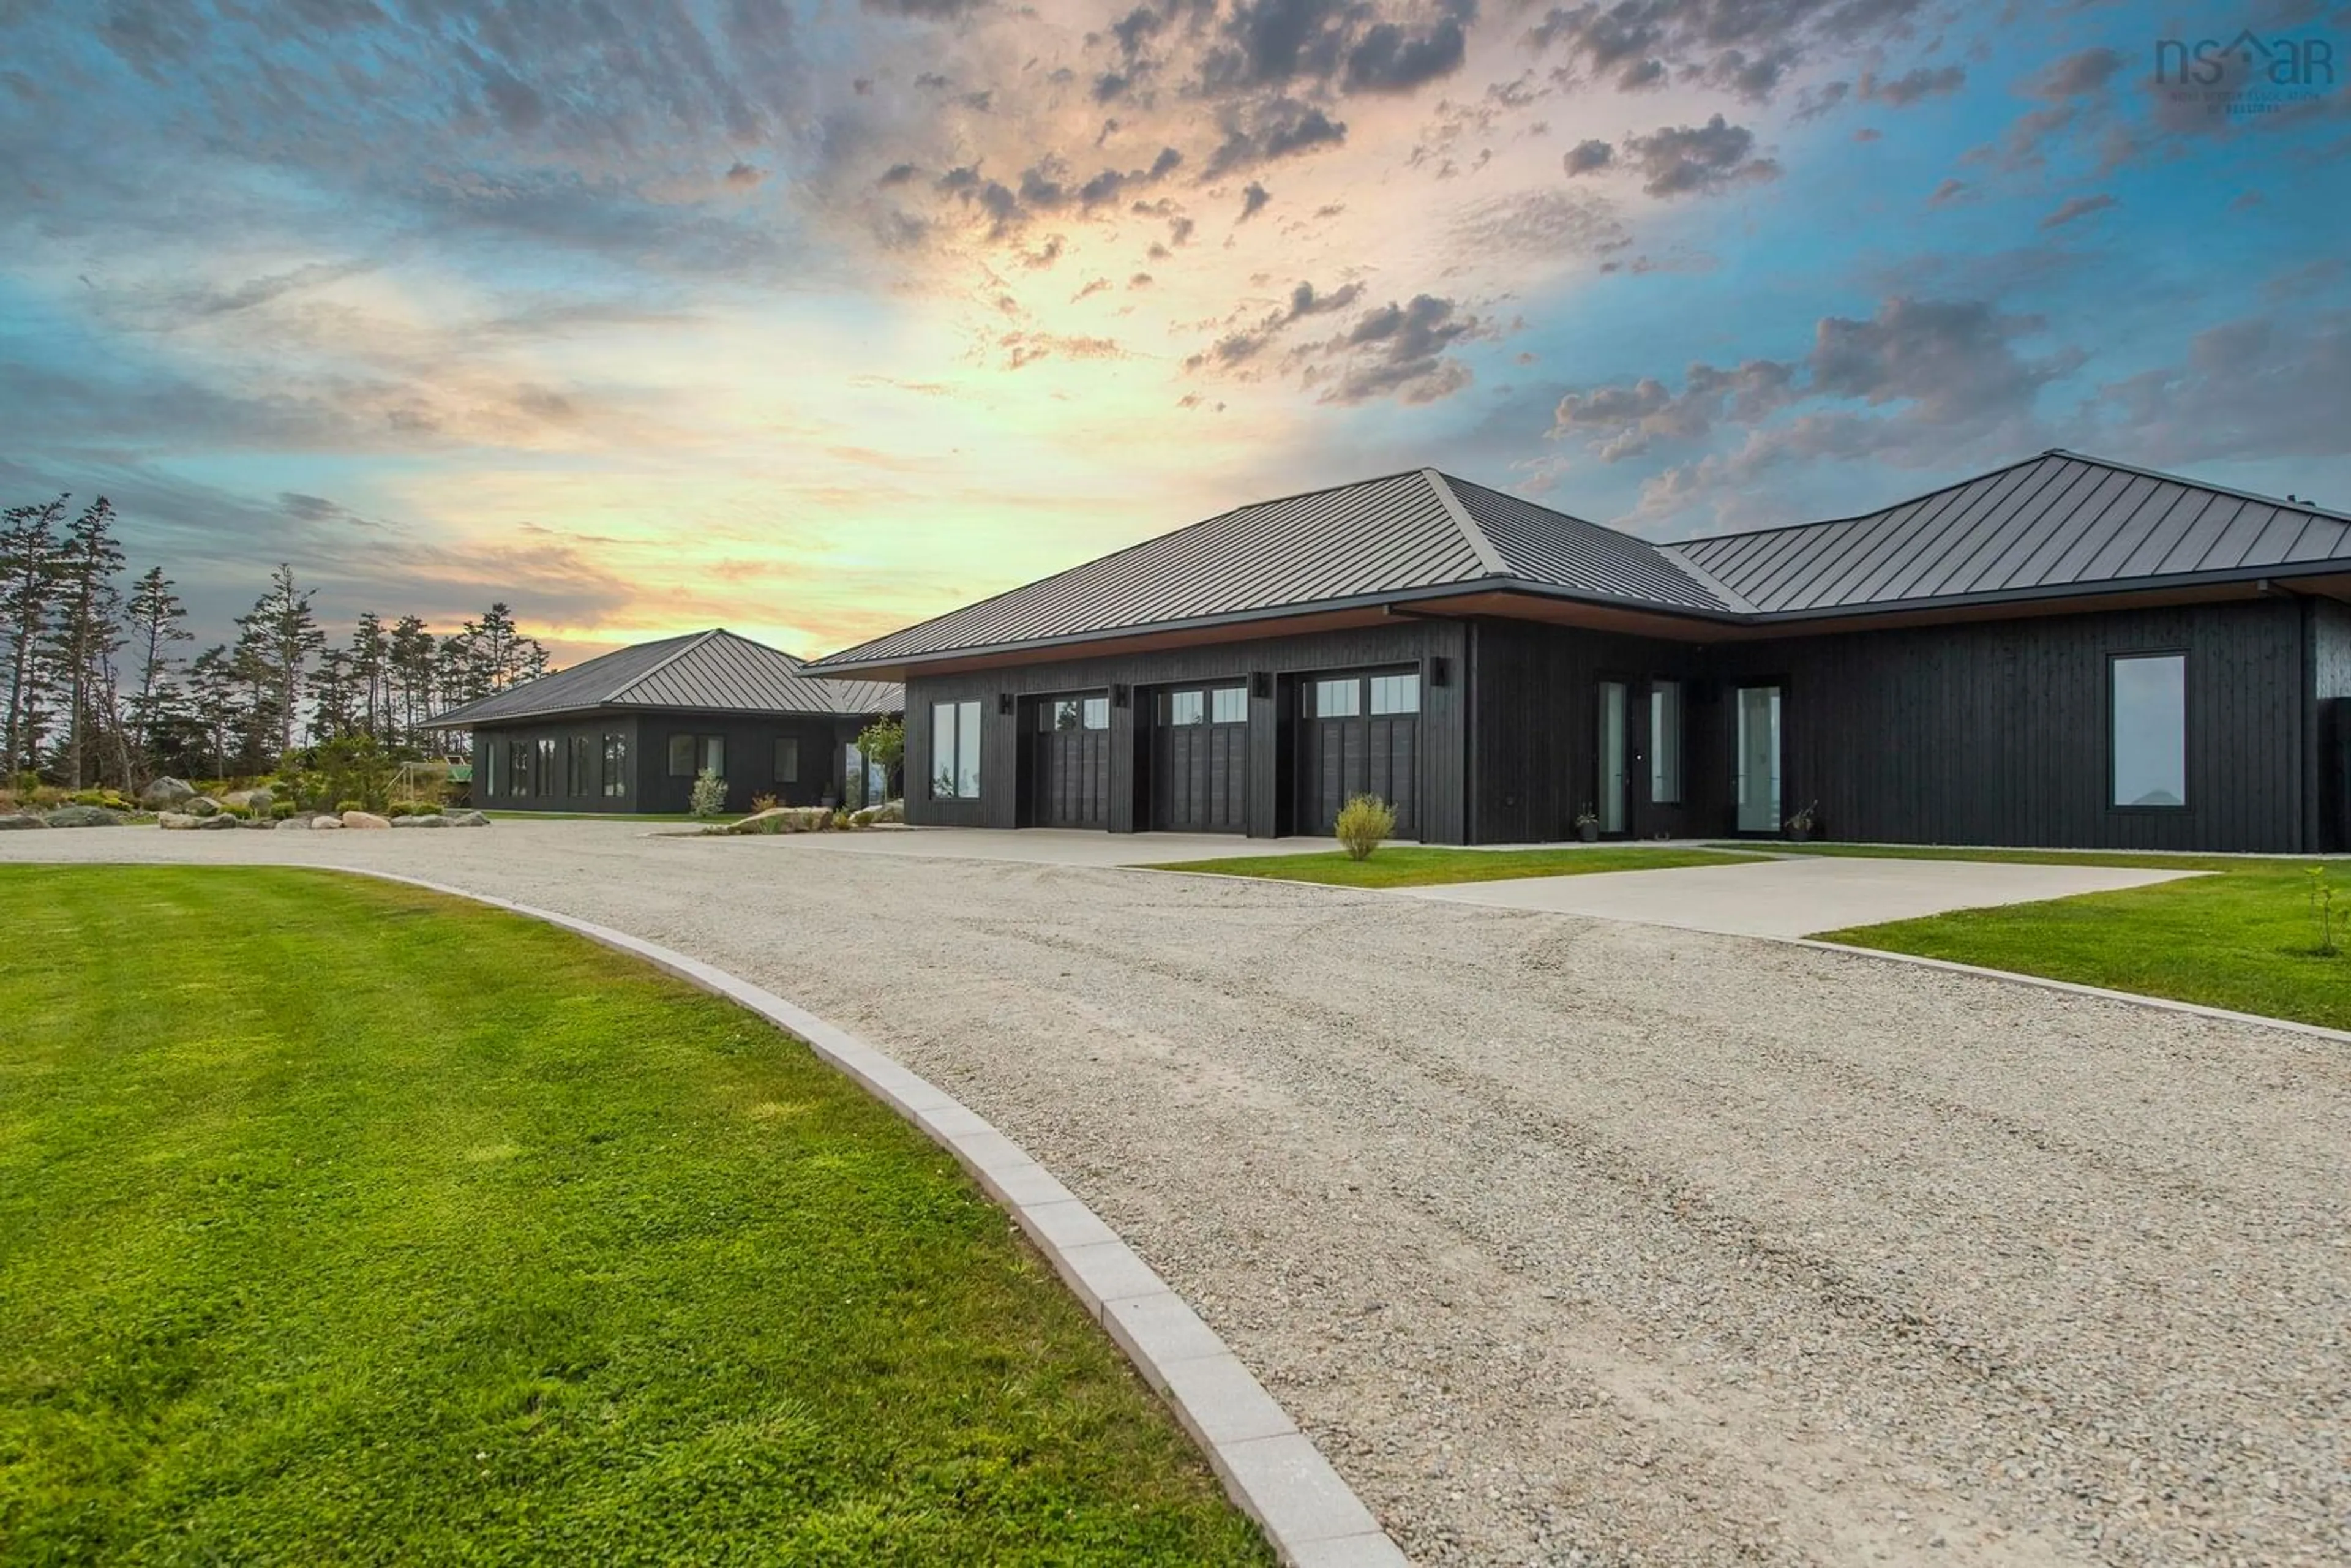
(187, 645, 240, 777)
(0, 497, 66, 776)
(46, 497, 127, 788)
(351, 610, 387, 736)
(309, 646, 359, 741)
(125, 566, 192, 761)
(388, 615, 433, 743)
(234, 563, 322, 762)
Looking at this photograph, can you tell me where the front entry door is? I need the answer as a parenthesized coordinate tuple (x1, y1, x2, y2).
(1596, 680, 1629, 835)
(1734, 685, 1782, 833)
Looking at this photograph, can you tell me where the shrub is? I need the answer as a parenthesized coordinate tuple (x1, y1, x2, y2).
(335, 799, 364, 815)
(689, 768, 729, 819)
(271, 801, 296, 820)
(1333, 793, 1395, 860)
(829, 808, 851, 831)
(314, 735, 397, 815)
(750, 792, 781, 814)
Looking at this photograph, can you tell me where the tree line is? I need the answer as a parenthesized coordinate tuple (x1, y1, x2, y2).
(1, 494, 555, 789)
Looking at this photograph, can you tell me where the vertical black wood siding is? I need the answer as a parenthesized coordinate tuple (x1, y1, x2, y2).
(904, 620, 1468, 839)
(472, 711, 865, 815)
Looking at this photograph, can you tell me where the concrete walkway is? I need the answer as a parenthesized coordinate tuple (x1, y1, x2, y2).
(1393, 853, 2199, 937)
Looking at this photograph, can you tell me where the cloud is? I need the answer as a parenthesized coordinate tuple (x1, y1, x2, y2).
(1450, 188, 1627, 258)
(1927, 177, 1967, 206)
(2071, 309, 2351, 467)
(1562, 137, 1613, 174)
(1343, 6, 1474, 96)
(2039, 192, 2117, 230)
(1307, 293, 1485, 404)
(1187, 278, 1367, 367)
(1201, 97, 1349, 176)
(1524, 0, 1930, 102)
(1551, 296, 2085, 482)
(1621, 115, 1779, 197)
(1859, 64, 1965, 105)
(1239, 181, 1272, 220)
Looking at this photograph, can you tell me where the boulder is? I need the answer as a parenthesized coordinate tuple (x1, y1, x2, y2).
(341, 810, 391, 829)
(391, 814, 450, 828)
(0, 811, 48, 830)
(311, 815, 346, 830)
(139, 776, 195, 808)
(222, 787, 274, 812)
(158, 811, 198, 829)
(444, 811, 490, 827)
(184, 795, 223, 817)
(43, 805, 125, 828)
(850, 799, 904, 827)
(197, 812, 239, 830)
(274, 816, 313, 829)
(238, 817, 277, 828)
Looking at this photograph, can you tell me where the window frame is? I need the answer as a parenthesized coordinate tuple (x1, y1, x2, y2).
(602, 732, 629, 799)
(1209, 685, 1248, 724)
(568, 733, 593, 797)
(1648, 679, 1682, 806)
(931, 699, 983, 799)
(774, 735, 800, 784)
(1368, 672, 1419, 715)
(2107, 650, 2189, 812)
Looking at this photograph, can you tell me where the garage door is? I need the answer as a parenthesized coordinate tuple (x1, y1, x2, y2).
(1151, 683, 1248, 831)
(1302, 669, 1419, 838)
(1030, 693, 1110, 828)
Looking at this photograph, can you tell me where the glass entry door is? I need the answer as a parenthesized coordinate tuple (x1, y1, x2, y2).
(1597, 680, 1629, 835)
(1734, 685, 1782, 833)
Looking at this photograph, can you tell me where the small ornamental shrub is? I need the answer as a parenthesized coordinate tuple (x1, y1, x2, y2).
(830, 808, 851, 831)
(750, 792, 781, 814)
(271, 801, 296, 820)
(2308, 865, 2342, 957)
(335, 799, 363, 815)
(1333, 793, 1395, 861)
(689, 768, 729, 819)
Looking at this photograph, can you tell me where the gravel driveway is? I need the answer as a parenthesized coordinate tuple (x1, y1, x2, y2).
(7, 823, 2348, 1566)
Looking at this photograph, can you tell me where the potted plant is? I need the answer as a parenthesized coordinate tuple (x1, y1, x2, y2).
(1573, 803, 1600, 842)
(1784, 801, 1820, 842)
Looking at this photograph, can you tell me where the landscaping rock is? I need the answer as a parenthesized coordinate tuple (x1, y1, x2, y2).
(161, 810, 238, 830)
(850, 798, 905, 827)
(139, 776, 195, 808)
(340, 810, 391, 829)
(274, 816, 313, 829)
(445, 811, 490, 827)
(391, 814, 451, 828)
(184, 795, 223, 817)
(0, 812, 48, 830)
(311, 816, 345, 830)
(42, 805, 125, 828)
(222, 787, 274, 812)
(238, 817, 277, 828)
(729, 805, 832, 835)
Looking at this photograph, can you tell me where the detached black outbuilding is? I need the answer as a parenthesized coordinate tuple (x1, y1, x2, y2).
(434, 628, 901, 815)
(808, 452, 2351, 853)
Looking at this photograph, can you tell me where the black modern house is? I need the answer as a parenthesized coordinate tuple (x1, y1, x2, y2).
(808, 451, 2351, 853)
(435, 628, 901, 815)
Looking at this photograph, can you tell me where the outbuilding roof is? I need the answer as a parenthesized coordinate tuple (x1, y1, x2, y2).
(808, 452, 2351, 674)
(432, 628, 901, 728)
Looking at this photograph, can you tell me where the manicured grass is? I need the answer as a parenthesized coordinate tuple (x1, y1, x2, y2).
(0, 868, 1267, 1565)
(1150, 844, 1765, 888)
(1787, 847, 2351, 1031)
(1706, 841, 2294, 872)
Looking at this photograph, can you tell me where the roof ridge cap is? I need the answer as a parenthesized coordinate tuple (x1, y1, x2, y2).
(1422, 468, 1511, 579)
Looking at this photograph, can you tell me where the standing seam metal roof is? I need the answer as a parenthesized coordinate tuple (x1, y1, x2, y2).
(432, 629, 901, 727)
(809, 451, 2351, 670)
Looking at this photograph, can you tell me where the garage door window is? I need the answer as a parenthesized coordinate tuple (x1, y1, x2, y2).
(1168, 690, 1205, 726)
(1043, 696, 1111, 731)
(1310, 678, 1360, 718)
(1210, 686, 1247, 723)
(1368, 673, 1419, 714)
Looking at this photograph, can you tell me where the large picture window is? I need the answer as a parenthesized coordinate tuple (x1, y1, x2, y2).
(774, 736, 800, 784)
(668, 733, 724, 778)
(1649, 680, 1682, 805)
(602, 733, 629, 798)
(2112, 653, 2186, 808)
(509, 739, 534, 799)
(931, 700, 981, 799)
(567, 734, 593, 797)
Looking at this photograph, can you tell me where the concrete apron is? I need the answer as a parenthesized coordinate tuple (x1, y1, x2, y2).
(1389, 854, 2202, 939)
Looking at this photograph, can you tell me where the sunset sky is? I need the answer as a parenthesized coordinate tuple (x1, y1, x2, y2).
(4, 0, 2347, 660)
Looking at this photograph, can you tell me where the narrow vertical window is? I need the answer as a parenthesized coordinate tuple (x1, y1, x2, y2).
(2111, 653, 2186, 807)
(603, 733, 629, 798)
(774, 737, 800, 784)
(1649, 680, 1682, 805)
(931, 701, 983, 798)
(699, 735, 725, 778)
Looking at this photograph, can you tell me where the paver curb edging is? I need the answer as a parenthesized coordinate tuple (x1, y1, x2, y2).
(1794, 938, 2351, 1045)
(346, 869, 1407, 1568)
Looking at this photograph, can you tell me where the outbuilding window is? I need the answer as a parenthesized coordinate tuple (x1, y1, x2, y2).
(2110, 653, 2187, 808)
(774, 737, 800, 784)
(602, 733, 629, 798)
(668, 734, 724, 778)
(1649, 680, 1683, 805)
(931, 700, 981, 799)
(568, 734, 593, 796)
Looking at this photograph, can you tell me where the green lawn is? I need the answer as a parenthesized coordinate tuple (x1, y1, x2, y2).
(0, 868, 1266, 1566)
(1151, 844, 1764, 888)
(1777, 846, 2351, 1031)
